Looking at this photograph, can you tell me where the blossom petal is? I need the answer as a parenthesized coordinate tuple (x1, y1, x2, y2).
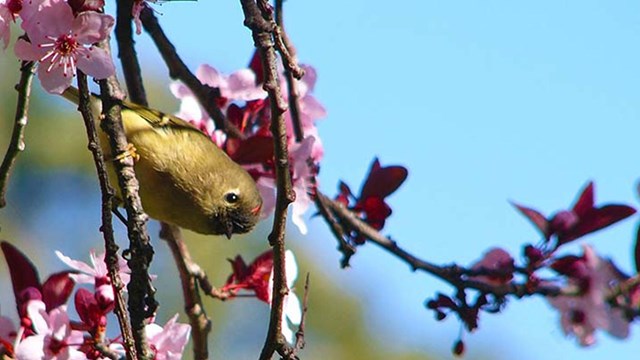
(72, 11, 114, 44)
(76, 46, 115, 80)
(284, 293, 302, 326)
(14, 334, 46, 360)
(14, 38, 42, 61)
(55, 250, 95, 276)
(37, 63, 73, 94)
(196, 64, 223, 87)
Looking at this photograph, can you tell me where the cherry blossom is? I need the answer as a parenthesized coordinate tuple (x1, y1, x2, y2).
(56, 250, 130, 309)
(14, 0, 115, 93)
(267, 250, 301, 343)
(547, 245, 630, 346)
(470, 248, 515, 286)
(14, 301, 85, 360)
(145, 314, 191, 360)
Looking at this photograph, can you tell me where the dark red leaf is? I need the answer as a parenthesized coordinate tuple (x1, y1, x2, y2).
(247, 250, 274, 303)
(549, 255, 584, 277)
(1, 242, 41, 306)
(571, 181, 595, 217)
(359, 158, 408, 200)
(510, 202, 550, 239)
(336, 181, 353, 206)
(74, 288, 100, 328)
(248, 50, 264, 85)
(42, 271, 75, 312)
(227, 104, 244, 128)
(229, 135, 274, 165)
(558, 204, 636, 245)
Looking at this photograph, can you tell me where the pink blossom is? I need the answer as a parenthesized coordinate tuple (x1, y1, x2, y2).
(170, 64, 266, 125)
(283, 64, 327, 138)
(289, 136, 317, 234)
(14, 0, 115, 93)
(14, 301, 85, 360)
(56, 250, 130, 308)
(145, 314, 191, 360)
(547, 245, 630, 346)
(0, 1, 13, 49)
(267, 250, 302, 343)
(470, 248, 515, 286)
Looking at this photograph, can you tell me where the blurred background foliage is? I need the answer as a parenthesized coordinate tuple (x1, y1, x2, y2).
(0, 43, 486, 359)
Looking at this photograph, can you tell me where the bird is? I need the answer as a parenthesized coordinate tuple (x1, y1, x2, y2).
(62, 86, 263, 238)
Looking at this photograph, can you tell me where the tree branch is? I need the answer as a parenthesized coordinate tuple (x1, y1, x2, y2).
(159, 223, 211, 360)
(315, 191, 564, 298)
(274, 0, 304, 143)
(0, 61, 35, 209)
(115, 0, 148, 105)
(239, 0, 296, 358)
(139, 7, 244, 139)
(96, 39, 155, 359)
(76, 72, 138, 360)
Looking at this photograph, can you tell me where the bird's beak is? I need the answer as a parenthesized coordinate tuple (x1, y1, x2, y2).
(225, 221, 234, 240)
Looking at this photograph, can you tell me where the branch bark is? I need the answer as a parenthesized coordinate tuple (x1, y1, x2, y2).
(0, 61, 35, 209)
(239, 0, 296, 358)
(96, 38, 155, 359)
(76, 71, 138, 360)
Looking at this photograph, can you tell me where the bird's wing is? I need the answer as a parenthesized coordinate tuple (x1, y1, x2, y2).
(122, 101, 207, 135)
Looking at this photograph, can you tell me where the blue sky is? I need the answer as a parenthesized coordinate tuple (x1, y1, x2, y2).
(1, 1, 637, 359)
(129, 1, 640, 359)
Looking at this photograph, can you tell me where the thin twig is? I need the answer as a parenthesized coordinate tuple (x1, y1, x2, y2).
(0, 61, 35, 208)
(274, 0, 304, 142)
(139, 7, 244, 139)
(293, 273, 310, 353)
(115, 0, 148, 106)
(313, 195, 355, 268)
(239, 0, 296, 358)
(159, 223, 211, 360)
(316, 191, 564, 298)
(76, 72, 138, 360)
(97, 38, 155, 359)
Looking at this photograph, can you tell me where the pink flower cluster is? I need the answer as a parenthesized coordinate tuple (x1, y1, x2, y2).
(1, 0, 115, 93)
(426, 182, 638, 354)
(170, 51, 326, 234)
(0, 242, 191, 360)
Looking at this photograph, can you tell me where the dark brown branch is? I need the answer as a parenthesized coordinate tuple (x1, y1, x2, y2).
(239, 0, 296, 358)
(293, 273, 310, 355)
(159, 223, 211, 360)
(314, 195, 355, 268)
(139, 7, 244, 139)
(274, 0, 304, 142)
(115, 0, 148, 105)
(76, 72, 137, 360)
(316, 191, 564, 298)
(0, 61, 35, 209)
(97, 39, 155, 360)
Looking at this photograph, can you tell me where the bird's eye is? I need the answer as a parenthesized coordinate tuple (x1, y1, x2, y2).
(225, 192, 239, 204)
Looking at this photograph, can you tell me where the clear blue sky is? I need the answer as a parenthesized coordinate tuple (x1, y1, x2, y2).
(132, 1, 640, 359)
(2, 1, 636, 359)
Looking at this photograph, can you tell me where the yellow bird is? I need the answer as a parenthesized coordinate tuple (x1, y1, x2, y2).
(63, 87, 263, 238)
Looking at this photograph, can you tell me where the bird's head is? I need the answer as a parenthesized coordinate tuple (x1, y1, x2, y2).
(208, 170, 263, 239)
